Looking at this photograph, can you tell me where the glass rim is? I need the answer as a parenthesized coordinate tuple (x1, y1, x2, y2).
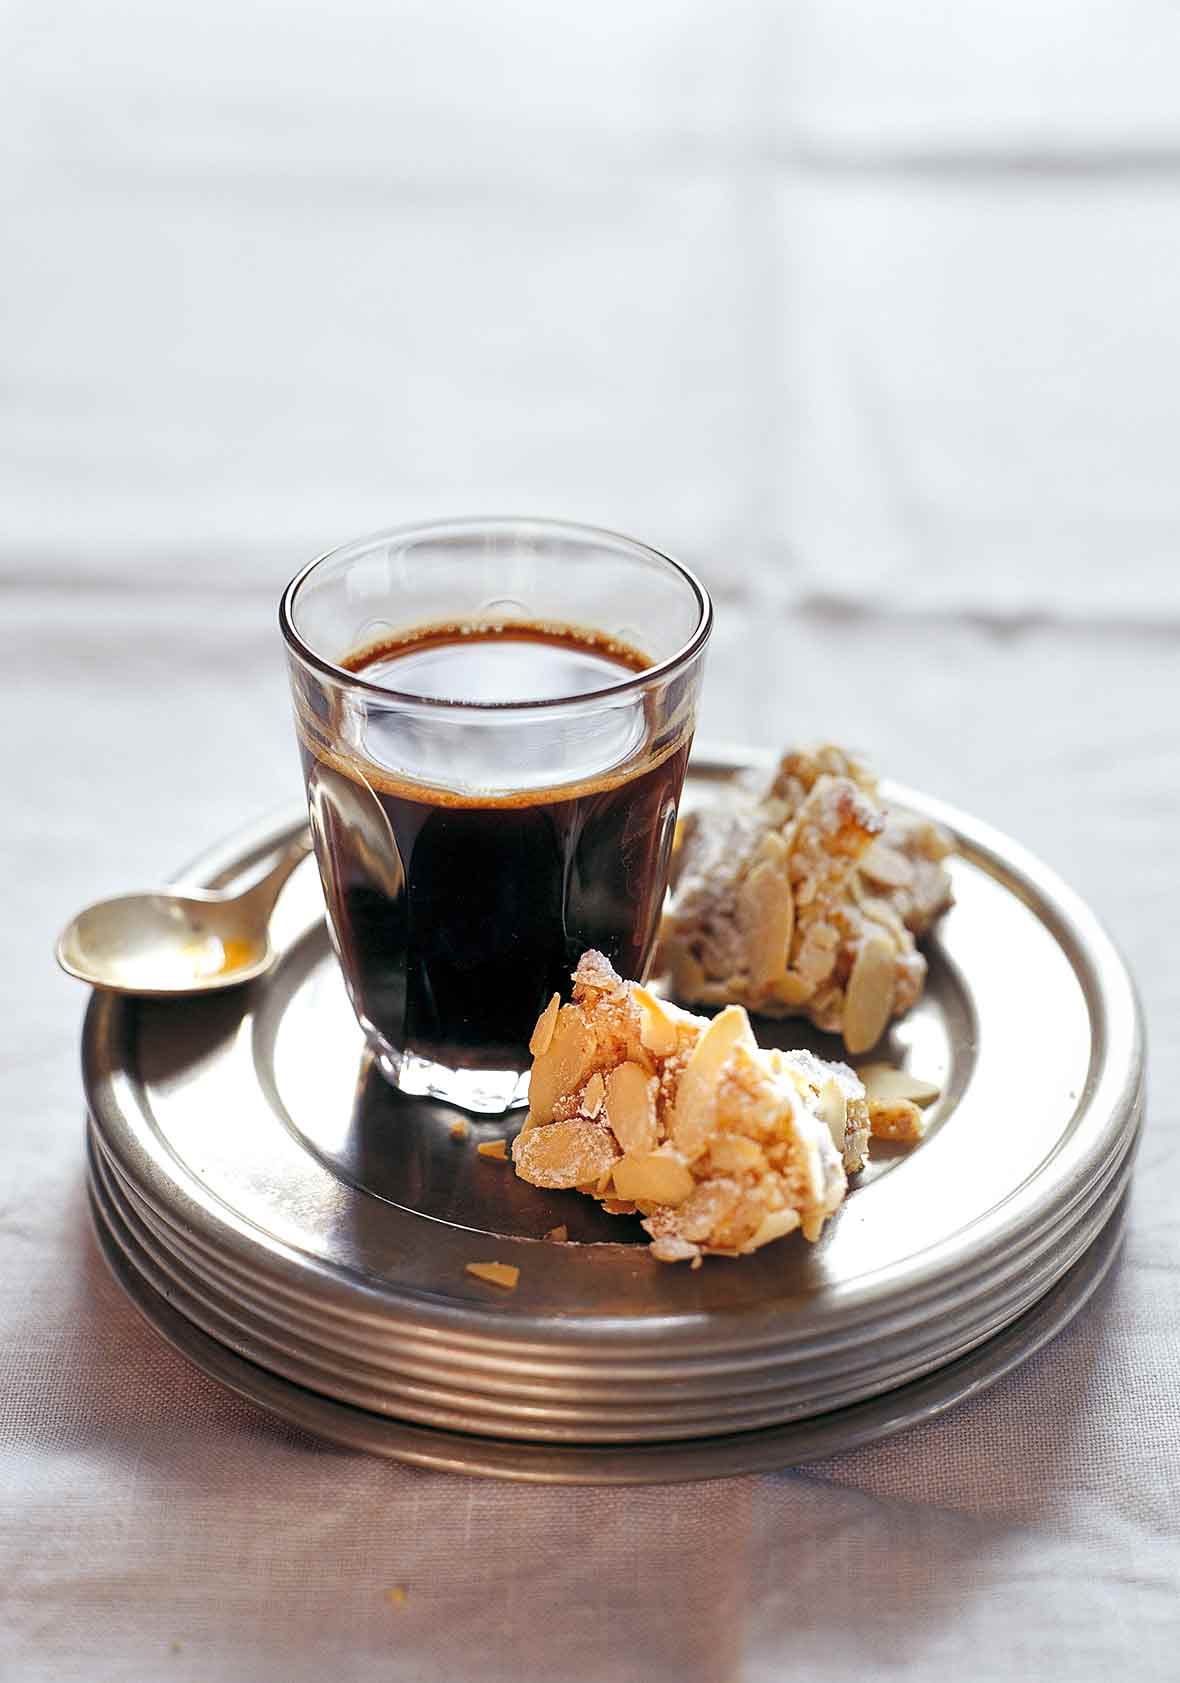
(279, 515, 713, 714)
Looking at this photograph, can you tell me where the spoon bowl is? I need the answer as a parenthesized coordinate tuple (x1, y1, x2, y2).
(56, 834, 311, 996)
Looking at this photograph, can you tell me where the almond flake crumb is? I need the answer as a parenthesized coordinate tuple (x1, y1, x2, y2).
(857, 1064, 942, 1108)
(543, 1225, 569, 1243)
(386, 1586, 408, 1609)
(449, 1119, 470, 1141)
(657, 744, 954, 1051)
(868, 1098, 927, 1142)
(477, 1138, 508, 1160)
(465, 1261, 520, 1289)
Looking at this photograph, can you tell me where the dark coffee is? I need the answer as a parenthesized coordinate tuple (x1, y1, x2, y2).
(297, 624, 691, 1077)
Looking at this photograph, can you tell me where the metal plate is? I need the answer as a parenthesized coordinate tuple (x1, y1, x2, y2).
(89, 1163, 1128, 1484)
(87, 1119, 1136, 1439)
(83, 752, 1145, 1447)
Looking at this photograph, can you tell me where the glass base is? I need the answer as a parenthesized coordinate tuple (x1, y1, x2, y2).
(371, 1044, 531, 1116)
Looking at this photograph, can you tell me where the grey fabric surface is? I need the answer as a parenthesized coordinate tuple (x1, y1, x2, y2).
(2, 4, 1177, 1678)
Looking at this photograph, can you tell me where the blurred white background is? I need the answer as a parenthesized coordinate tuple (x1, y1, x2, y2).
(4, 10, 1180, 1679)
(7, 0, 1178, 1066)
(6, 0, 1180, 601)
(6, 0, 1179, 917)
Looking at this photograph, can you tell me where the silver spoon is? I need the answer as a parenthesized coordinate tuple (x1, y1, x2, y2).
(55, 833, 313, 996)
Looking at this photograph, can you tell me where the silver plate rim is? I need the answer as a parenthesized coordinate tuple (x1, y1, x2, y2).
(88, 1165, 1128, 1483)
(89, 1121, 1136, 1442)
(90, 1108, 1139, 1410)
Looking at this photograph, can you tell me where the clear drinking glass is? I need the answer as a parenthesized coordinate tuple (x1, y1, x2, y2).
(280, 517, 712, 1115)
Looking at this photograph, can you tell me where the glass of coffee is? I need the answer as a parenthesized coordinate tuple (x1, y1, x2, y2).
(280, 517, 712, 1115)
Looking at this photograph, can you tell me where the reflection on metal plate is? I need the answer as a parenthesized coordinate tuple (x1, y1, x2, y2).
(83, 751, 1145, 1466)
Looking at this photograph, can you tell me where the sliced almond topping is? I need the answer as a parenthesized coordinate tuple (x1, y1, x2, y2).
(526, 1008, 595, 1124)
(737, 859, 795, 990)
(511, 1118, 618, 1189)
(869, 1097, 927, 1142)
(770, 971, 814, 1007)
(671, 1006, 756, 1157)
(633, 985, 679, 1057)
(674, 1178, 743, 1242)
(529, 993, 560, 1058)
(842, 933, 897, 1054)
(667, 948, 709, 999)
(649, 1234, 701, 1264)
(708, 1187, 768, 1251)
(745, 1207, 802, 1251)
(509, 947, 909, 1266)
(476, 1138, 508, 1160)
(856, 1064, 941, 1107)
(448, 1118, 470, 1141)
(755, 829, 790, 867)
(543, 1224, 568, 1243)
(813, 1078, 848, 1155)
(611, 1150, 695, 1207)
(604, 1061, 658, 1155)
(708, 1134, 765, 1174)
(465, 1261, 520, 1290)
(858, 841, 914, 890)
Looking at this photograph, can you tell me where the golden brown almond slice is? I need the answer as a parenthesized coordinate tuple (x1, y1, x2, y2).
(671, 1005, 756, 1156)
(755, 829, 790, 866)
(857, 1064, 941, 1107)
(737, 859, 794, 990)
(464, 1261, 520, 1289)
(673, 1178, 743, 1242)
(632, 985, 679, 1057)
(842, 933, 897, 1054)
(707, 1134, 765, 1174)
(526, 1008, 595, 1123)
(512, 1118, 618, 1189)
(449, 1118, 470, 1141)
(611, 1150, 695, 1207)
(581, 1071, 606, 1118)
(858, 841, 914, 890)
(604, 1061, 658, 1155)
(792, 921, 840, 989)
(869, 1098, 927, 1142)
(745, 1207, 802, 1251)
(769, 971, 815, 1008)
(812, 1078, 848, 1155)
(529, 993, 560, 1058)
(543, 1224, 568, 1243)
(476, 1138, 508, 1160)
(708, 1188, 769, 1251)
(649, 1234, 701, 1264)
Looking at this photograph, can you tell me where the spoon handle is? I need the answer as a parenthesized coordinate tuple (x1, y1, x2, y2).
(233, 831, 314, 921)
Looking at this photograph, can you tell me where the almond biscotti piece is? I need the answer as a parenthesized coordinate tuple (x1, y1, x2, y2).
(512, 951, 867, 1264)
(658, 746, 954, 1054)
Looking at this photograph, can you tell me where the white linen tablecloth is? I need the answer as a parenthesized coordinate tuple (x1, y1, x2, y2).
(3, 4, 1177, 1678)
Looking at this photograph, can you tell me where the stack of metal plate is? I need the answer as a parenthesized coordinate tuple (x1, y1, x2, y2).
(85, 756, 1144, 1482)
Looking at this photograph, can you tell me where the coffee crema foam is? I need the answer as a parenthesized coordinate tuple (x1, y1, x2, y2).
(298, 620, 684, 809)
